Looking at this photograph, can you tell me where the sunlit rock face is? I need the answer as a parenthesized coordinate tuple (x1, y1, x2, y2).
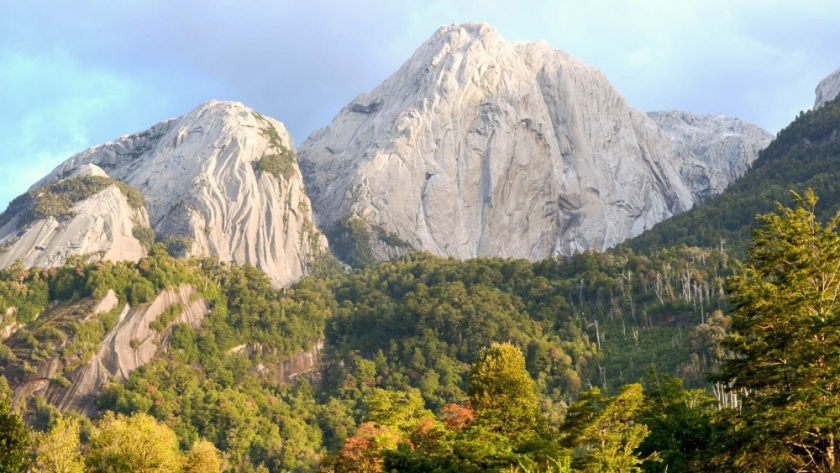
(299, 22, 769, 261)
(24, 101, 326, 286)
(648, 111, 772, 200)
(815, 67, 840, 109)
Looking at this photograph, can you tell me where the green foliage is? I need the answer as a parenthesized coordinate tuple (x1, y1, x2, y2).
(86, 412, 181, 473)
(34, 415, 85, 473)
(132, 225, 156, 250)
(251, 112, 298, 181)
(254, 149, 297, 181)
(715, 189, 840, 472)
(183, 440, 222, 473)
(158, 235, 194, 258)
(636, 371, 719, 473)
(149, 303, 184, 333)
(468, 342, 546, 444)
(328, 216, 378, 268)
(0, 377, 33, 473)
(561, 384, 652, 473)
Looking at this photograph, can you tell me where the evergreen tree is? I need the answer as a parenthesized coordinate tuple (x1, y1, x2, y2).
(717, 189, 840, 472)
(561, 384, 652, 473)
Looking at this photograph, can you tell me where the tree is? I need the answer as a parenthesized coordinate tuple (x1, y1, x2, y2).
(716, 189, 840, 472)
(636, 371, 717, 473)
(0, 377, 32, 473)
(561, 383, 653, 473)
(364, 388, 432, 436)
(86, 412, 181, 473)
(467, 342, 545, 444)
(33, 415, 85, 473)
(183, 440, 222, 473)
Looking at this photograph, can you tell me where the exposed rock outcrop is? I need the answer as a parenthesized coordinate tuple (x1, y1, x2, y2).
(648, 111, 773, 200)
(12, 286, 209, 415)
(26, 101, 326, 287)
(815, 67, 840, 109)
(298, 22, 768, 262)
(0, 183, 151, 269)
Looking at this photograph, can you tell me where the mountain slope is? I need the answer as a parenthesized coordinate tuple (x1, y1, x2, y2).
(0, 174, 152, 269)
(815, 67, 840, 109)
(624, 95, 840, 257)
(17, 101, 326, 286)
(299, 22, 769, 266)
(647, 111, 773, 200)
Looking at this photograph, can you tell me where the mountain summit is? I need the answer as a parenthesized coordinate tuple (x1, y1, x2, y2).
(815, 67, 840, 109)
(3, 101, 326, 286)
(298, 22, 770, 264)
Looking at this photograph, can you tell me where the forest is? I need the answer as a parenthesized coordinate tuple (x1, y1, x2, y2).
(0, 187, 836, 472)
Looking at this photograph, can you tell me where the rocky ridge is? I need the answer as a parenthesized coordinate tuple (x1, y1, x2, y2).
(647, 111, 773, 200)
(298, 22, 771, 262)
(815, 67, 840, 109)
(9, 286, 209, 415)
(22, 101, 326, 287)
(0, 184, 151, 269)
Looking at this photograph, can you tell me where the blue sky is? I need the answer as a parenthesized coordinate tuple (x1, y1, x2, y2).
(2, 0, 838, 210)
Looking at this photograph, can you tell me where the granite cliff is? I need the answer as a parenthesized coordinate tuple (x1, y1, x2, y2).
(298, 22, 771, 263)
(815, 67, 840, 109)
(647, 111, 773, 200)
(13, 101, 326, 286)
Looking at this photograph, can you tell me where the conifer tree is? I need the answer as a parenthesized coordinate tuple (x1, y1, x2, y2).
(717, 189, 840, 472)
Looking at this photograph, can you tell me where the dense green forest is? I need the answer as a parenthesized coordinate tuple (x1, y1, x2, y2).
(3, 189, 840, 472)
(0, 236, 734, 471)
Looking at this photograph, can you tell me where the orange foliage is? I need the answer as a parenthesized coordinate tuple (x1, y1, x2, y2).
(335, 422, 403, 473)
(440, 403, 474, 432)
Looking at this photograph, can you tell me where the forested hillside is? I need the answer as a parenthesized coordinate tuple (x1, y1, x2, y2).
(0, 233, 737, 471)
(624, 95, 840, 257)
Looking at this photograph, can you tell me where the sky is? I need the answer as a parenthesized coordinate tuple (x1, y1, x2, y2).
(1, 0, 838, 211)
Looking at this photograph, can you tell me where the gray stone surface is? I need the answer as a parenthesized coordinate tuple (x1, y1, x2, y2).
(298, 22, 770, 261)
(647, 111, 772, 200)
(0, 185, 151, 269)
(27, 101, 326, 286)
(815, 67, 840, 109)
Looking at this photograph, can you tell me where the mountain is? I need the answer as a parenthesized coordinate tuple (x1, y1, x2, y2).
(815, 67, 840, 109)
(298, 22, 770, 266)
(624, 92, 840, 257)
(4, 101, 326, 286)
(647, 111, 772, 200)
(0, 172, 152, 270)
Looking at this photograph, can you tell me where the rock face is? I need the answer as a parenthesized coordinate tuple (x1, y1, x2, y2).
(815, 67, 840, 109)
(298, 22, 769, 261)
(647, 111, 773, 200)
(11, 286, 210, 415)
(27, 101, 326, 286)
(0, 181, 151, 269)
